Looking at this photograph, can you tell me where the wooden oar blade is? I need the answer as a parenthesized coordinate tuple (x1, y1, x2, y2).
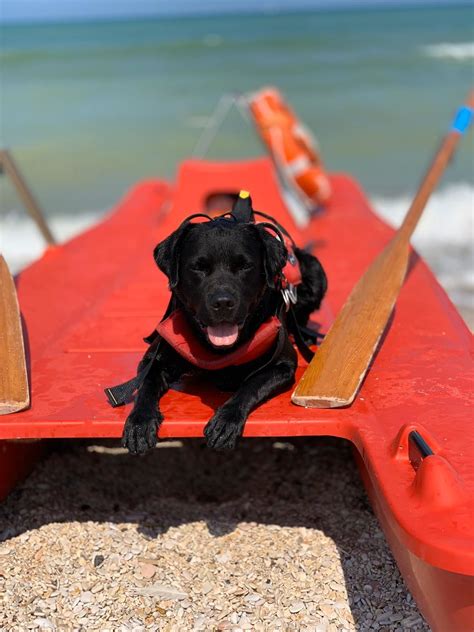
(292, 239, 409, 408)
(0, 255, 29, 414)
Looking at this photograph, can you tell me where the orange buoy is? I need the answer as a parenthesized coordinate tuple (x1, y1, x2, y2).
(249, 87, 331, 207)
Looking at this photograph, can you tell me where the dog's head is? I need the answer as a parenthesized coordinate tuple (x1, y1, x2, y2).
(154, 219, 287, 349)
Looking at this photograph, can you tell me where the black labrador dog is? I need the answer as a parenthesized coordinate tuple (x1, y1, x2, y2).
(121, 208, 327, 454)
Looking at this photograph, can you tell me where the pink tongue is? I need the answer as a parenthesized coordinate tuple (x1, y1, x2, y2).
(206, 324, 239, 347)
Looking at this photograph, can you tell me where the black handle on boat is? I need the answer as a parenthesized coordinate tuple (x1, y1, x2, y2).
(409, 430, 435, 471)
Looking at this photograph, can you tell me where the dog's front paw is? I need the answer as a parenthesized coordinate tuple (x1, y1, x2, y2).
(122, 409, 161, 455)
(204, 406, 245, 451)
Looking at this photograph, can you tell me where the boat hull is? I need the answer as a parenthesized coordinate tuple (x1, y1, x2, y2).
(357, 452, 474, 631)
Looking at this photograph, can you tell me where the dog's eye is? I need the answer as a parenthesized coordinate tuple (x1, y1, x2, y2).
(233, 257, 253, 272)
(190, 259, 211, 274)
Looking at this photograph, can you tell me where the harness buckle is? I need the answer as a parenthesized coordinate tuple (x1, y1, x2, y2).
(281, 283, 298, 311)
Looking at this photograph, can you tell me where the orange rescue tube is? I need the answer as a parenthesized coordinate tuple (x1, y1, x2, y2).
(249, 87, 332, 207)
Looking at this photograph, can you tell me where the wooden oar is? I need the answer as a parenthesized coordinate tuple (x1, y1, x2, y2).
(292, 92, 473, 408)
(0, 255, 29, 414)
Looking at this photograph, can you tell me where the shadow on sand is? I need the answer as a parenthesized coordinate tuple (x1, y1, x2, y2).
(0, 437, 428, 630)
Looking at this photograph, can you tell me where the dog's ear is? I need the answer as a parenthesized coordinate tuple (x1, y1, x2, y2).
(153, 222, 190, 288)
(255, 225, 288, 289)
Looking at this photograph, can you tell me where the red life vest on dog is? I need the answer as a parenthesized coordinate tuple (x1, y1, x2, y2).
(156, 310, 282, 370)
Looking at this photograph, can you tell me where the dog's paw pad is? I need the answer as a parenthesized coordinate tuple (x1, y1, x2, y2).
(122, 411, 160, 455)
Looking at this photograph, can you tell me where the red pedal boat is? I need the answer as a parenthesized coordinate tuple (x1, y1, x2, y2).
(2, 157, 473, 631)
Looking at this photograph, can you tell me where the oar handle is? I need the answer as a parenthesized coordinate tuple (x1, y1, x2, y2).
(398, 91, 474, 242)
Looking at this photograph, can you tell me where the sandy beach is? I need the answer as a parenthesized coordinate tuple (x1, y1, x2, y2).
(0, 439, 429, 631)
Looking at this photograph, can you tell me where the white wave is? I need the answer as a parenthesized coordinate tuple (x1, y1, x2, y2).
(0, 210, 105, 274)
(372, 183, 473, 247)
(423, 42, 474, 60)
(372, 183, 474, 310)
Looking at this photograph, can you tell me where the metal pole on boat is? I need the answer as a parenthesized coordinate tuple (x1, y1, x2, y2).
(0, 148, 56, 246)
(192, 94, 237, 158)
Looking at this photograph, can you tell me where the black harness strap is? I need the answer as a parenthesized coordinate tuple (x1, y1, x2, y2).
(104, 338, 162, 407)
(241, 304, 287, 384)
(297, 324, 325, 343)
(104, 294, 176, 407)
(286, 306, 315, 363)
(253, 210, 296, 247)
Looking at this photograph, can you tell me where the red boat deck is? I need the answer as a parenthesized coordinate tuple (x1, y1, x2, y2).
(3, 158, 474, 630)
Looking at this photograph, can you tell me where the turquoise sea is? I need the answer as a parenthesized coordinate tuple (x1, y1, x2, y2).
(0, 4, 473, 312)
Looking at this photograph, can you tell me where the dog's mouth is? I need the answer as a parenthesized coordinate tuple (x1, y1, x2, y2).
(205, 323, 240, 348)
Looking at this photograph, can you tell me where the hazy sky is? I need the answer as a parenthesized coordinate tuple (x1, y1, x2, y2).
(0, 0, 460, 22)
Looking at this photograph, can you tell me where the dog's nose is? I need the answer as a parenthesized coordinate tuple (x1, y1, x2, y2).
(210, 293, 236, 312)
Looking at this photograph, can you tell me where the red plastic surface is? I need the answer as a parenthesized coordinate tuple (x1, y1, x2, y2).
(3, 159, 473, 594)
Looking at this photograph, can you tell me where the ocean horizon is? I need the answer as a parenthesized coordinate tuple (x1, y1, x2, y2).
(1, 3, 473, 315)
(2, 1, 472, 22)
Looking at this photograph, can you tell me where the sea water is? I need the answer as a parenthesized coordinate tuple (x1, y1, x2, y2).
(0, 5, 473, 316)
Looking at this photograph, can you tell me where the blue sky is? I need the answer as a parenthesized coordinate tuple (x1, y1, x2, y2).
(0, 0, 461, 22)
